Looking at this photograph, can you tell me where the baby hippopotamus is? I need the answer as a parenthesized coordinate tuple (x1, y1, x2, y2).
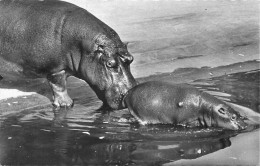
(123, 81, 247, 130)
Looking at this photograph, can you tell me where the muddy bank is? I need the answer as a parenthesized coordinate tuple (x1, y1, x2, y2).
(138, 60, 260, 83)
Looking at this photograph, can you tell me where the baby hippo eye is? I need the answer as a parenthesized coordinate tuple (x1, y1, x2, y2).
(106, 59, 117, 68)
(218, 108, 226, 114)
(231, 114, 237, 121)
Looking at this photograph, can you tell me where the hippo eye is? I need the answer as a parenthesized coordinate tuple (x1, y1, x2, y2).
(218, 108, 226, 115)
(231, 114, 237, 121)
(106, 59, 117, 68)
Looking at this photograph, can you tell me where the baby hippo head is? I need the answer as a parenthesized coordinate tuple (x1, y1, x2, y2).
(211, 104, 247, 130)
(200, 93, 247, 130)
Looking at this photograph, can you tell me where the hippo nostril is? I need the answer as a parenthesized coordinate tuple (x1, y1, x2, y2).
(237, 121, 247, 130)
(241, 123, 247, 130)
(241, 116, 248, 120)
(120, 53, 134, 64)
(128, 56, 133, 63)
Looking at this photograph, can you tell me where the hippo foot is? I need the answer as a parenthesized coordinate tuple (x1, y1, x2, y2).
(47, 70, 74, 110)
(52, 95, 74, 110)
(110, 114, 137, 123)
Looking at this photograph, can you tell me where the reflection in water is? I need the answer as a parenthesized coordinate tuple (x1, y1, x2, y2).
(0, 115, 235, 165)
(70, 136, 232, 165)
(0, 70, 259, 165)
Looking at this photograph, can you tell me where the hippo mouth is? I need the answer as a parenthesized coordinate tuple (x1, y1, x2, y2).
(105, 90, 128, 110)
(113, 92, 126, 109)
(104, 85, 129, 110)
(232, 118, 247, 130)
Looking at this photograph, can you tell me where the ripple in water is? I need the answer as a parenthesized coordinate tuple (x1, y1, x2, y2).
(0, 70, 259, 165)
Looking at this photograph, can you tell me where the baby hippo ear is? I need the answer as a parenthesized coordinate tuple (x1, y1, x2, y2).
(123, 42, 129, 46)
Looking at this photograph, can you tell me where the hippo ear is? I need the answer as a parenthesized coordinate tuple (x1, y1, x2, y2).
(124, 42, 129, 47)
(119, 52, 134, 64)
(218, 108, 226, 115)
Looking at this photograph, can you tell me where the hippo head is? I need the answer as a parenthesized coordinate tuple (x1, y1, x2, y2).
(79, 34, 136, 110)
(200, 92, 247, 130)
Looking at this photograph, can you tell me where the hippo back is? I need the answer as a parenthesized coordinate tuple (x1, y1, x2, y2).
(125, 81, 202, 124)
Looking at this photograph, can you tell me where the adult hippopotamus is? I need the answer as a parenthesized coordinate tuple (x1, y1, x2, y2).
(0, 1, 136, 109)
(124, 81, 247, 130)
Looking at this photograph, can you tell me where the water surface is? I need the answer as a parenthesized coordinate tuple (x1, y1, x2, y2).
(0, 69, 259, 165)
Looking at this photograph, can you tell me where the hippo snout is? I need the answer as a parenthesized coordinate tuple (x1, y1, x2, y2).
(105, 81, 136, 110)
(236, 119, 248, 130)
(224, 116, 247, 130)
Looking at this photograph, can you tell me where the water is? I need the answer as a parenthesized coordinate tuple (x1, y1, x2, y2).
(0, 70, 259, 165)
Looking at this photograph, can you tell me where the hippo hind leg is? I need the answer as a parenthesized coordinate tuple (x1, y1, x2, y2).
(47, 70, 74, 109)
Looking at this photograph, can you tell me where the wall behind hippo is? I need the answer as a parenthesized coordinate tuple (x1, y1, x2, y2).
(64, 0, 259, 78)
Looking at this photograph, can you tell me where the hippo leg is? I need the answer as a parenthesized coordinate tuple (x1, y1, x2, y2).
(47, 70, 74, 109)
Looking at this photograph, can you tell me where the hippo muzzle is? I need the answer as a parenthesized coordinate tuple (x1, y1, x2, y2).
(200, 102, 248, 130)
(104, 85, 129, 109)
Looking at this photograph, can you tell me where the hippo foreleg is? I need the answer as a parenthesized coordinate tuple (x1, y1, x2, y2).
(47, 70, 74, 109)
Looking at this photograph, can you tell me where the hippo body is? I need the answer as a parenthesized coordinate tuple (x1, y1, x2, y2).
(0, 1, 136, 109)
(124, 81, 247, 130)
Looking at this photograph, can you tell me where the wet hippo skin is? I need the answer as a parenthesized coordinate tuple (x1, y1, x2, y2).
(0, 1, 136, 110)
(124, 81, 247, 130)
